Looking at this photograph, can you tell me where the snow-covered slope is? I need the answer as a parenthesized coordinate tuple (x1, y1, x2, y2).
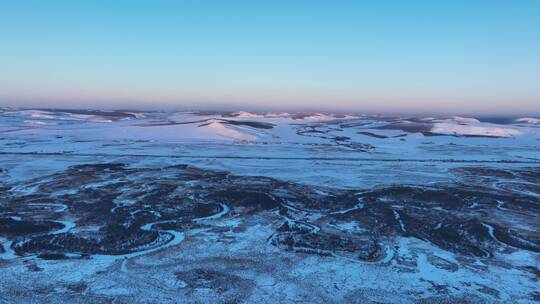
(1, 109, 539, 163)
(431, 122, 522, 137)
(429, 116, 523, 137)
(515, 117, 540, 124)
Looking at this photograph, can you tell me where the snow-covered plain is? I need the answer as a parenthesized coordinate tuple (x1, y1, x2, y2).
(0, 108, 539, 303)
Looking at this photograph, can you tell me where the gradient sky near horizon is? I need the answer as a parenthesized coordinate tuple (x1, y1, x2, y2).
(1, 1, 539, 114)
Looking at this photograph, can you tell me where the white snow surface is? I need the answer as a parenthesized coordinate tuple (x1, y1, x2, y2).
(431, 122, 523, 137)
(428, 116, 524, 137)
(232, 111, 265, 119)
(515, 117, 540, 124)
(1, 109, 539, 303)
(1, 108, 539, 186)
(200, 121, 257, 141)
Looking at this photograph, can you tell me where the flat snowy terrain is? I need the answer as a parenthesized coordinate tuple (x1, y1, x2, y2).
(1, 108, 539, 303)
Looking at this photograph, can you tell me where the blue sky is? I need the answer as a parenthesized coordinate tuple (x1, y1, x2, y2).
(1, 0, 539, 114)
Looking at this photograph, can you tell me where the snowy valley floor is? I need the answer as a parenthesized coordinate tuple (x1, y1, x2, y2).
(0, 109, 539, 303)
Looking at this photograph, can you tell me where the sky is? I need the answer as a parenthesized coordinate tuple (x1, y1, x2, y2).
(0, 0, 539, 114)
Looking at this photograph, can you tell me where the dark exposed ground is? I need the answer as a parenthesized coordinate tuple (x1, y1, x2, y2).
(0, 163, 539, 303)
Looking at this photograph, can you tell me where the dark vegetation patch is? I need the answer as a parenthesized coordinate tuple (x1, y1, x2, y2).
(358, 131, 407, 139)
(295, 124, 374, 151)
(0, 218, 65, 237)
(40, 108, 137, 120)
(1, 163, 539, 263)
(141, 118, 275, 129)
(358, 131, 389, 139)
(175, 268, 254, 302)
(378, 122, 433, 133)
(220, 119, 275, 129)
(272, 222, 385, 262)
(476, 116, 517, 125)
